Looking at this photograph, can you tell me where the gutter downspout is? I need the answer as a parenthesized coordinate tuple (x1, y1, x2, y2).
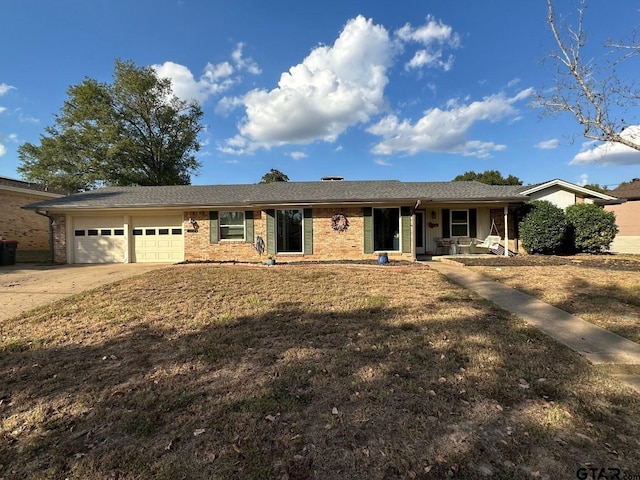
(35, 210, 55, 263)
(413, 200, 421, 261)
(503, 206, 509, 257)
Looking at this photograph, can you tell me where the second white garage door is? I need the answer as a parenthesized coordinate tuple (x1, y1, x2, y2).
(131, 215, 184, 263)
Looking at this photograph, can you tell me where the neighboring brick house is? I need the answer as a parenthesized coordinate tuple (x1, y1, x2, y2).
(25, 178, 616, 264)
(604, 178, 640, 254)
(0, 176, 65, 261)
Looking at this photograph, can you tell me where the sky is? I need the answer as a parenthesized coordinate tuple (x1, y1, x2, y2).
(1, 0, 639, 189)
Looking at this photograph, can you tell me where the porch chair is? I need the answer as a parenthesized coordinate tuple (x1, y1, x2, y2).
(434, 237, 451, 255)
(456, 236, 474, 254)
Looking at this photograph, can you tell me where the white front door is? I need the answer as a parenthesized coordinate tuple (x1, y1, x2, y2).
(415, 210, 426, 255)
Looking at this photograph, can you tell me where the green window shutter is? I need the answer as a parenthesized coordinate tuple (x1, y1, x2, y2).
(401, 206, 411, 253)
(363, 207, 373, 253)
(442, 209, 450, 239)
(303, 208, 313, 255)
(266, 209, 275, 255)
(209, 211, 219, 244)
(245, 210, 254, 243)
(469, 208, 477, 238)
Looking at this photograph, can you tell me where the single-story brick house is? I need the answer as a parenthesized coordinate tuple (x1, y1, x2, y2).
(0, 176, 64, 262)
(604, 178, 640, 254)
(25, 178, 617, 264)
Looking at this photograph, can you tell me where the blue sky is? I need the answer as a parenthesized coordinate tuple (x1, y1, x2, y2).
(1, 0, 639, 188)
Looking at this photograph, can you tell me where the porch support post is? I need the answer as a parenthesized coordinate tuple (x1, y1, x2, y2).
(503, 206, 509, 257)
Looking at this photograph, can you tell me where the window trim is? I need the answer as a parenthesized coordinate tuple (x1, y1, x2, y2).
(218, 211, 246, 241)
(372, 207, 401, 252)
(450, 209, 469, 238)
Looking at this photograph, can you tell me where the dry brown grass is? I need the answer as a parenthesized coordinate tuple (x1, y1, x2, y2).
(2, 264, 640, 479)
(467, 259, 640, 344)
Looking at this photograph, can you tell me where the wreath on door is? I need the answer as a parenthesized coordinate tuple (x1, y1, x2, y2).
(331, 213, 349, 232)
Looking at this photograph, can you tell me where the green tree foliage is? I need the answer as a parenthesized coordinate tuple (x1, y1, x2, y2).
(582, 183, 610, 194)
(453, 170, 523, 185)
(519, 200, 568, 254)
(18, 60, 204, 192)
(259, 169, 290, 183)
(565, 203, 618, 253)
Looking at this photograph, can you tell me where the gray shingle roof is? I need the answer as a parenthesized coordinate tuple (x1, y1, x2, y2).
(610, 179, 640, 200)
(25, 180, 530, 211)
(0, 176, 67, 195)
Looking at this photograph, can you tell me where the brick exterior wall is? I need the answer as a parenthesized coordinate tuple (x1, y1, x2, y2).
(51, 214, 67, 263)
(0, 191, 51, 251)
(183, 207, 414, 263)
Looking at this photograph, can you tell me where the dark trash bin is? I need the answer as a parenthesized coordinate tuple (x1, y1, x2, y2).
(0, 240, 18, 266)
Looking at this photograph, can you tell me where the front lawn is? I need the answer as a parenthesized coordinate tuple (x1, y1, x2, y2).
(1, 265, 639, 479)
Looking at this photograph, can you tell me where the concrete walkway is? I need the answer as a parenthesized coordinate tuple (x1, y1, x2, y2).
(429, 261, 640, 394)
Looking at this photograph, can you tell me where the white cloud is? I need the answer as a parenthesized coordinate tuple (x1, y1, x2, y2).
(289, 151, 307, 160)
(367, 88, 533, 158)
(0, 107, 6, 114)
(0, 83, 15, 96)
(220, 15, 394, 154)
(507, 77, 521, 88)
(396, 15, 460, 71)
(153, 61, 234, 103)
(231, 42, 261, 75)
(578, 173, 589, 186)
(374, 158, 392, 166)
(570, 126, 640, 165)
(535, 138, 560, 150)
(0, 143, 5, 157)
(215, 96, 244, 115)
(153, 43, 261, 104)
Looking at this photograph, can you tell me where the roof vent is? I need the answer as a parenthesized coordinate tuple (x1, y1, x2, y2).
(321, 176, 344, 182)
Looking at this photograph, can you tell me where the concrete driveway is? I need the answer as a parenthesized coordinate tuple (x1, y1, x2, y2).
(0, 263, 169, 321)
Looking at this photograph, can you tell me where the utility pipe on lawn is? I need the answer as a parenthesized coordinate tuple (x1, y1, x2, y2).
(503, 206, 509, 257)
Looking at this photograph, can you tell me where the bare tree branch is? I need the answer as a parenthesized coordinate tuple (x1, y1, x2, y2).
(538, 0, 640, 153)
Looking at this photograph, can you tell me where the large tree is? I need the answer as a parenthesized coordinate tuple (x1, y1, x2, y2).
(453, 170, 523, 185)
(18, 60, 204, 192)
(539, 0, 640, 152)
(259, 169, 290, 183)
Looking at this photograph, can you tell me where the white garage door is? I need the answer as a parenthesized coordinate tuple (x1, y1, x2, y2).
(131, 215, 184, 263)
(73, 216, 125, 264)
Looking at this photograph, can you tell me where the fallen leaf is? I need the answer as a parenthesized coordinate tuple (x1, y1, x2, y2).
(331, 407, 339, 415)
(193, 429, 205, 436)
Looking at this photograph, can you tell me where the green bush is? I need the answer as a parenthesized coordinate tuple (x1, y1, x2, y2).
(565, 203, 618, 253)
(519, 200, 568, 254)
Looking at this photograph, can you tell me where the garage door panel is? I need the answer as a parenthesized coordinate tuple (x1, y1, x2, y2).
(131, 215, 184, 263)
(73, 216, 125, 264)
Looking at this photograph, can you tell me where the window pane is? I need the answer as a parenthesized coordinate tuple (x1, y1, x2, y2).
(146, 229, 156, 235)
(220, 226, 245, 240)
(451, 210, 468, 223)
(88, 229, 98, 236)
(100, 229, 111, 236)
(114, 229, 124, 236)
(158, 228, 169, 235)
(74, 230, 85, 236)
(277, 209, 302, 253)
(133, 229, 142, 236)
(219, 211, 244, 226)
(373, 208, 400, 251)
(452, 224, 468, 237)
(171, 228, 182, 235)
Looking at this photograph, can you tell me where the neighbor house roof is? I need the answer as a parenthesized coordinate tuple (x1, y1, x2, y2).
(609, 178, 640, 200)
(520, 179, 618, 201)
(0, 176, 66, 197)
(25, 180, 531, 211)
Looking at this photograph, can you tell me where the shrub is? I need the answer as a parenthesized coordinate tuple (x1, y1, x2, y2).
(519, 200, 568, 254)
(565, 203, 618, 253)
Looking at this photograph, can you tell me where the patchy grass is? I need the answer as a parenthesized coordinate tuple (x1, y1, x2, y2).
(1, 264, 640, 479)
(467, 258, 640, 343)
